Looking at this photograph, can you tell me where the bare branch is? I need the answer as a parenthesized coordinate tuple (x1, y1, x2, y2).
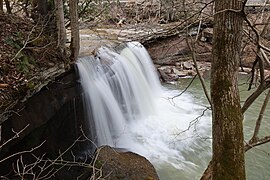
(10, 23, 40, 62)
(186, 38, 212, 107)
(260, 48, 270, 66)
(0, 141, 45, 164)
(169, 74, 197, 104)
(245, 136, 270, 151)
(0, 124, 30, 150)
(36, 136, 82, 178)
(250, 89, 270, 141)
(242, 83, 268, 113)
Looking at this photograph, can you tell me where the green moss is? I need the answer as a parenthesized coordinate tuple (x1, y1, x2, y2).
(16, 53, 36, 73)
(26, 81, 36, 89)
(94, 160, 103, 169)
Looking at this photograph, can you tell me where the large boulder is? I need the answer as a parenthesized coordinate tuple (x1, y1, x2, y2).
(93, 145, 159, 180)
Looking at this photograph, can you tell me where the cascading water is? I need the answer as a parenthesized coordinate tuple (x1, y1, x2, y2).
(77, 42, 211, 179)
(77, 42, 161, 146)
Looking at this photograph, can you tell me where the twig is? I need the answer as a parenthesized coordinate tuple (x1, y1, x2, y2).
(186, 38, 212, 107)
(0, 141, 45, 164)
(36, 136, 82, 178)
(242, 52, 268, 113)
(0, 124, 30, 150)
(173, 106, 211, 138)
(249, 89, 270, 142)
(167, 74, 197, 106)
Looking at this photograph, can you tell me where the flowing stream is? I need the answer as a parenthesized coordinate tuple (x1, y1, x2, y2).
(77, 42, 270, 179)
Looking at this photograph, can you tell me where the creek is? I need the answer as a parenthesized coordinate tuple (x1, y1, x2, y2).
(171, 77, 270, 179)
(77, 42, 270, 180)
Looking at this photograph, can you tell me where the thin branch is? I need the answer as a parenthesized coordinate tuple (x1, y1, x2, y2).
(0, 124, 30, 150)
(257, 49, 265, 85)
(173, 106, 211, 138)
(0, 141, 45, 163)
(245, 136, 270, 151)
(186, 38, 212, 107)
(242, 52, 269, 113)
(260, 48, 270, 66)
(241, 7, 270, 112)
(242, 84, 266, 113)
(243, 8, 270, 54)
(250, 89, 270, 141)
(167, 74, 197, 106)
(10, 23, 39, 62)
(36, 136, 83, 179)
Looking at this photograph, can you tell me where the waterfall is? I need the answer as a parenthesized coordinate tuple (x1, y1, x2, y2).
(77, 42, 211, 179)
(77, 42, 162, 146)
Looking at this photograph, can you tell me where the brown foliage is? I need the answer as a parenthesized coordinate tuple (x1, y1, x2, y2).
(0, 14, 68, 119)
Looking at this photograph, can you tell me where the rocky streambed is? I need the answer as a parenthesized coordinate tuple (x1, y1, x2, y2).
(78, 23, 270, 83)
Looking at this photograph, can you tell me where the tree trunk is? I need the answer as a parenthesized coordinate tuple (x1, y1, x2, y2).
(69, 0, 80, 61)
(31, 0, 50, 21)
(54, 0, 66, 52)
(210, 0, 246, 179)
(0, 0, 3, 14)
(4, 0, 11, 14)
(40, 0, 48, 16)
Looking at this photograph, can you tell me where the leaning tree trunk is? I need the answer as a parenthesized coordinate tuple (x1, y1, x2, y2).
(69, 0, 80, 61)
(210, 0, 246, 179)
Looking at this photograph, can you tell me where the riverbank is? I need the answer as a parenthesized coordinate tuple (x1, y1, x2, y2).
(0, 14, 70, 124)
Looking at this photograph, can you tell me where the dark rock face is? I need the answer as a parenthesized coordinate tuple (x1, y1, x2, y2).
(93, 145, 159, 180)
(0, 66, 94, 177)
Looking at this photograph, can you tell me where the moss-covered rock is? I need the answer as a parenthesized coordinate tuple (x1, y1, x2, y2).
(93, 145, 159, 180)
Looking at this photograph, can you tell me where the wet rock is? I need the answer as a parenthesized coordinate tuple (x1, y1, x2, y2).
(172, 67, 188, 77)
(93, 145, 159, 180)
(183, 61, 194, 70)
(157, 65, 199, 81)
(158, 66, 172, 74)
(158, 68, 172, 82)
(168, 73, 179, 81)
(186, 70, 197, 76)
(158, 66, 179, 81)
(201, 28, 213, 43)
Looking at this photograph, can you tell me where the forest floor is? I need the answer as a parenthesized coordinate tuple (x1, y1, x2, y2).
(0, 14, 70, 121)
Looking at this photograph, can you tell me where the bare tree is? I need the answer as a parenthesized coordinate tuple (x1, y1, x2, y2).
(54, 0, 66, 52)
(69, 0, 80, 61)
(0, 0, 3, 14)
